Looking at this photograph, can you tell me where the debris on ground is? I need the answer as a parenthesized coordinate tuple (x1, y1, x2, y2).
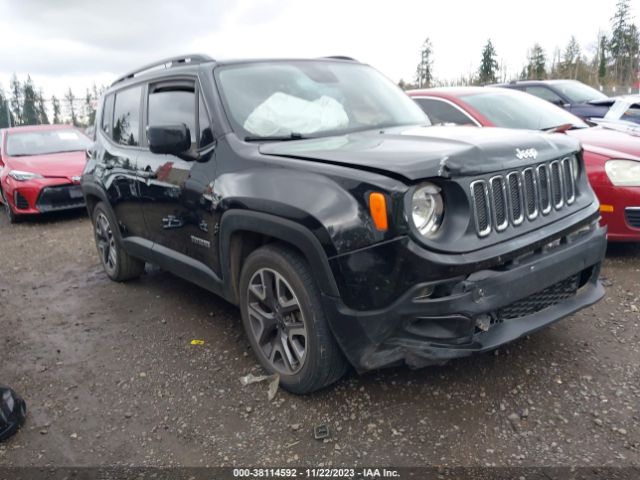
(239, 372, 280, 401)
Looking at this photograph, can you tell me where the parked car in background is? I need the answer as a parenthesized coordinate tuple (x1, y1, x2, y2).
(409, 87, 640, 242)
(590, 95, 640, 133)
(0, 124, 91, 223)
(82, 55, 605, 393)
(492, 80, 611, 120)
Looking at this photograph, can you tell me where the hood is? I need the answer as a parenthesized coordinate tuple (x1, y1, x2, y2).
(567, 127, 640, 161)
(6, 150, 87, 179)
(259, 125, 579, 180)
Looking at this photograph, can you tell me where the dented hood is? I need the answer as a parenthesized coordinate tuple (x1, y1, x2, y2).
(259, 125, 580, 180)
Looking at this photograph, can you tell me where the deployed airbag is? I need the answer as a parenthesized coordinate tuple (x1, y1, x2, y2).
(244, 93, 349, 137)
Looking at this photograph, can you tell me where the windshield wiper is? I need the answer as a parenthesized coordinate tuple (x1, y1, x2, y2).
(543, 123, 582, 133)
(244, 132, 309, 142)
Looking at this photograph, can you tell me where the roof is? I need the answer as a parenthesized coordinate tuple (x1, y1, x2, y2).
(408, 86, 497, 97)
(2, 124, 78, 134)
(108, 54, 360, 91)
(491, 79, 578, 87)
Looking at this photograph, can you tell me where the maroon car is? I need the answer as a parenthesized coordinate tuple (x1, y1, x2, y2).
(0, 124, 90, 222)
(409, 87, 640, 242)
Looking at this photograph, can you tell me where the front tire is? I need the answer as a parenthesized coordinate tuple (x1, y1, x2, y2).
(1, 188, 20, 224)
(239, 245, 347, 394)
(92, 202, 145, 281)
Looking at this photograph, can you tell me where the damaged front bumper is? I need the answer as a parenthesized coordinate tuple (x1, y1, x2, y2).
(322, 221, 607, 372)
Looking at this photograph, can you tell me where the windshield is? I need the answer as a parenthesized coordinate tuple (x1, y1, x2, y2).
(6, 129, 91, 156)
(215, 60, 428, 139)
(462, 89, 589, 130)
(553, 81, 608, 103)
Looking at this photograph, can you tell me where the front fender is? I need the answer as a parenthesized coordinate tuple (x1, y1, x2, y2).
(219, 210, 340, 298)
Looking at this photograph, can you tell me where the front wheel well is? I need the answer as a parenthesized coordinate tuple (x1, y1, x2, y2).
(84, 194, 101, 217)
(227, 230, 309, 304)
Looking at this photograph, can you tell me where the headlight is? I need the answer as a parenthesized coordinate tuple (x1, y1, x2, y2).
(605, 160, 640, 187)
(411, 183, 444, 238)
(8, 170, 44, 182)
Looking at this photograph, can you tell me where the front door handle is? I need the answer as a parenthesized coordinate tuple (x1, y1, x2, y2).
(139, 170, 157, 180)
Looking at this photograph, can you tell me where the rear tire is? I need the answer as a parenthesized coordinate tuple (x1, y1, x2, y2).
(239, 244, 348, 394)
(92, 202, 145, 281)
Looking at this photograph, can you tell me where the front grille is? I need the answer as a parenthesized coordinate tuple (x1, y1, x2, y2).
(14, 192, 29, 210)
(35, 185, 85, 212)
(499, 274, 580, 320)
(625, 208, 640, 228)
(470, 157, 578, 237)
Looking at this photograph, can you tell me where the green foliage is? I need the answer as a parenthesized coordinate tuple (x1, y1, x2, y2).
(64, 88, 78, 127)
(10, 74, 23, 125)
(416, 38, 434, 88)
(21, 76, 40, 126)
(51, 95, 61, 124)
(526, 44, 547, 80)
(0, 86, 13, 128)
(478, 39, 499, 84)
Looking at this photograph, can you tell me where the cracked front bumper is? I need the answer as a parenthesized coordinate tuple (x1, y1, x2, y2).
(323, 222, 607, 372)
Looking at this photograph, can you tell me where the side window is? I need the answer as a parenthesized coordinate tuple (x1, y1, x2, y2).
(198, 93, 213, 148)
(113, 86, 142, 146)
(414, 98, 475, 126)
(101, 94, 114, 135)
(148, 83, 196, 146)
(525, 86, 563, 104)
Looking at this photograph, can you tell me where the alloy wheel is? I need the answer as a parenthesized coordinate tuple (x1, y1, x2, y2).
(95, 212, 117, 274)
(246, 267, 308, 375)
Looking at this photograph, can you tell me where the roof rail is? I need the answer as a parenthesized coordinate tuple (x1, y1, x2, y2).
(111, 54, 214, 86)
(322, 56, 358, 62)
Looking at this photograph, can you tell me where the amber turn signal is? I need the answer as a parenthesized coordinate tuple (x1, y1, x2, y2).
(369, 192, 388, 231)
(600, 204, 614, 213)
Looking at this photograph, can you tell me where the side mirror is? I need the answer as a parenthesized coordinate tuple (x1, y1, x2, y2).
(147, 124, 191, 155)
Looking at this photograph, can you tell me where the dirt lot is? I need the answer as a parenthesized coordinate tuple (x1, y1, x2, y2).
(0, 211, 639, 468)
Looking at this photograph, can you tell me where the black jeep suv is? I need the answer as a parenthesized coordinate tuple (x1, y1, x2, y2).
(82, 55, 606, 393)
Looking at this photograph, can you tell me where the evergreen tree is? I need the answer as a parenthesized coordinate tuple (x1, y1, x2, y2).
(0, 86, 13, 129)
(22, 76, 39, 125)
(598, 35, 608, 83)
(64, 88, 78, 126)
(51, 95, 61, 124)
(526, 44, 547, 80)
(478, 39, 499, 84)
(561, 36, 581, 79)
(415, 38, 434, 88)
(84, 88, 96, 126)
(36, 88, 49, 125)
(10, 74, 23, 126)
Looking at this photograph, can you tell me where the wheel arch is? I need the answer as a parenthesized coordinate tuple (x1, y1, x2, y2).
(220, 210, 340, 304)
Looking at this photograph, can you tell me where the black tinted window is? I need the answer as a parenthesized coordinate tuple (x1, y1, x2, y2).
(113, 86, 142, 146)
(414, 98, 476, 125)
(101, 94, 114, 135)
(525, 86, 563, 103)
(199, 94, 213, 147)
(148, 87, 196, 144)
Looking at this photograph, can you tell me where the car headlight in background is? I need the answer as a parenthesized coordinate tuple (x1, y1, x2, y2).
(8, 170, 44, 182)
(411, 183, 444, 238)
(605, 160, 640, 187)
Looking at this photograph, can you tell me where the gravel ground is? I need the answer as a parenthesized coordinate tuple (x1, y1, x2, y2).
(0, 211, 638, 468)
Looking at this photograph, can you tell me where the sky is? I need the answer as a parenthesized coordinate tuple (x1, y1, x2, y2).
(0, 0, 638, 103)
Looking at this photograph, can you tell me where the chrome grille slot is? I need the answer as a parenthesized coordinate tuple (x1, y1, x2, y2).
(522, 168, 538, 220)
(562, 157, 576, 204)
(489, 176, 508, 231)
(537, 164, 552, 215)
(550, 160, 564, 209)
(506, 172, 524, 225)
(470, 157, 579, 237)
(471, 180, 491, 237)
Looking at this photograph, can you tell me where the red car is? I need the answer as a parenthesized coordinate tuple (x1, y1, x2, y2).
(0, 124, 91, 223)
(409, 87, 640, 242)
